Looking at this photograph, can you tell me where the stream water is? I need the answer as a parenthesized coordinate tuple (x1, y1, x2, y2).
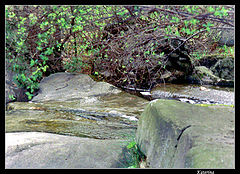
(140, 83, 234, 105)
(5, 91, 148, 139)
(5, 81, 234, 140)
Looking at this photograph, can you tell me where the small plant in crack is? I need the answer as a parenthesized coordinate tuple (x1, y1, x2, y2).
(126, 141, 147, 168)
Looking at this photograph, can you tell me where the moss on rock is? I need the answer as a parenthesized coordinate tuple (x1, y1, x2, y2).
(136, 99, 234, 168)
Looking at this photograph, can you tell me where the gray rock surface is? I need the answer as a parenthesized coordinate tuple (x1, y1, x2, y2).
(194, 65, 234, 87)
(6, 72, 234, 168)
(5, 69, 16, 104)
(5, 132, 130, 168)
(218, 29, 234, 46)
(5, 69, 28, 105)
(5, 72, 149, 168)
(6, 72, 148, 139)
(150, 83, 234, 105)
(136, 99, 234, 168)
(211, 57, 234, 80)
(189, 55, 234, 87)
(6, 86, 148, 140)
(5, 103, 138, 140)
(32, 72, 121, 102)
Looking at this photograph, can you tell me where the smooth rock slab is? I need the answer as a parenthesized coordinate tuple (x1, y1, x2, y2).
(5, 132, 130, 168)
(136, 99, 234, 168)
(32, 72, 121, 102)
(6, 90, 149, 139)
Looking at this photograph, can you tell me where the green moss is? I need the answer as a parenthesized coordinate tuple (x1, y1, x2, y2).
(5, 100, 139, 139)
(137, 99, 234, 168)
(195, 66, 220, 80)
(187, 144, 234, 168)
(195, 103, 234, 108)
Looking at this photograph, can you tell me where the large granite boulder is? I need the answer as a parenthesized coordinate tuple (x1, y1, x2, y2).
(136, 99, 234, 168)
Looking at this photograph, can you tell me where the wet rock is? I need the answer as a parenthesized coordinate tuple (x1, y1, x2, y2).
(5, 72, 150, 168)
(191, 56, 234, 87)
(5, 69, 29, 105)
(193, 66, 234, 87)
(5, 91, 149, 139)
(217, 29, 234, 46)
(198, 56, 234, 81)
(6, 72, 149, 139)
(5, 93, 147, 168)
(150, 84, 234, 105)
(211, 57, 234, 80)
(5, 69, 17, 104)
(5, 132, 130, 168)
(136, 99, 234, 168)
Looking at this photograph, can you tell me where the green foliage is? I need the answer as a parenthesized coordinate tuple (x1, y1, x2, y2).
(221, 45, 234, 57)
(12, 72, 40, 100)
(191, 43, 234, 61)
(8, 94, 16, 101)
(126, 140, 146, 168)
(127, 141, 137, 149)
(6, 5, 234, 98)
(63, 57, 88, 72)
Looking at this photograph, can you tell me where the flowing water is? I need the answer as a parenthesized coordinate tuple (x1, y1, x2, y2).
(5, 82, 234, 139)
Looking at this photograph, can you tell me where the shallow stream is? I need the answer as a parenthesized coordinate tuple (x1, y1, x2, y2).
(5, 82, 234, 140)
(141, 83, 234, 105)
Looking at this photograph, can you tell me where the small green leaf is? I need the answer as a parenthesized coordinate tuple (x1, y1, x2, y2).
(25, 92, 34, 100)
(186, 28, 191, 35)
(175, 30, 180, 36)
(160, 52, 165, 56)
(8, 94, 16, 100)
(181, 27, 186, 32)
(37, 46, 42, 51)
(21, 74, 26, 81)
(40, 54, 48, 61)
(127, 141, 136, 149)
(43, 65, 48, 72)
(30, 59, 35, 67)
(208, 6, 215, 13)
(128, 165, 137, 168)
(27, 78, 33, 83)
(221, 7, 228, 16)
(184, 20, 189, 26)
